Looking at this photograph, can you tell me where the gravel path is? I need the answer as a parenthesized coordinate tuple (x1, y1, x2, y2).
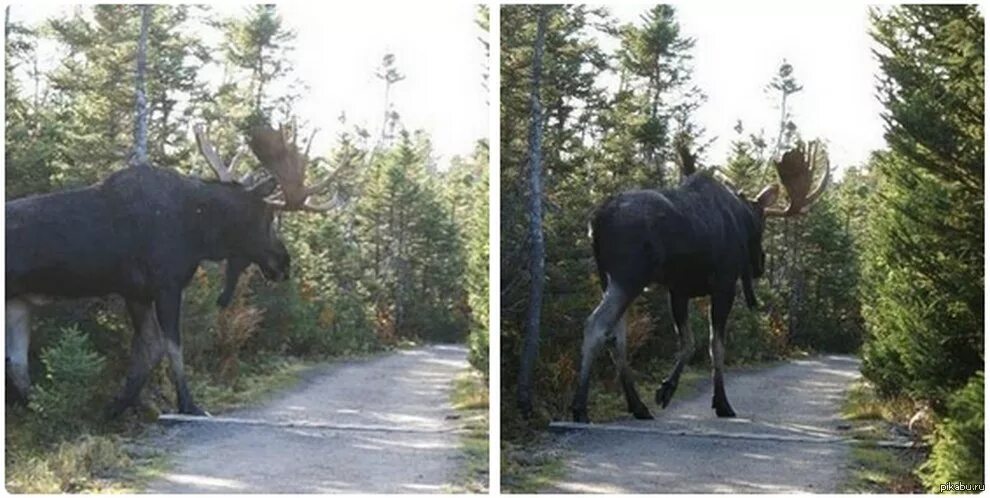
(544, 355, 861, 494)
(144, 344, 469, 494)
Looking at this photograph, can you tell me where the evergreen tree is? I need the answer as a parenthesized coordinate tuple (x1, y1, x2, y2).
(44, 6, 208, 184)
(861, 5, 983, 489)
(615, 5, 704, 186)
(219, 4, 298, 127)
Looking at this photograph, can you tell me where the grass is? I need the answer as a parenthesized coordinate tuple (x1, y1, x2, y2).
(500, 437, 566, 494)
(190, 354, 315, 413)
(839, 379, 926, 493)
(447, 370, 489, 493)
(6, 433, 134, 493)
(845, 445, 926, 493)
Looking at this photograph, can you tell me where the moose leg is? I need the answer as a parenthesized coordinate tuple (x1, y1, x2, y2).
(710, 290, 736, 418)
(612, 314, 653, 419)
(155, 289, 207, 416)
(6, 299, 32, 402)
(108, 300, 166, 418)
(656, 292, 694, 409)
(572, 284, 630, 423)
(216, 257, 250, 308)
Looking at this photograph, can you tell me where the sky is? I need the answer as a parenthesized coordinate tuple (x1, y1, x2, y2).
(9, 3, 892, 174)
(9, 3, 489, 170)
(607, 3, 888, 173)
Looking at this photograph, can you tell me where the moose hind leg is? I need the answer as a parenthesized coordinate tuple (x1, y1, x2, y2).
(571, 284, 630, 423)
(612, 315, 652, 419)
(656, 292, 694, 409)
(108, 300, 165, 418)
(6, 299, 32, 402)
(709, 291, 736, 418)
(155, 290, 207, 416)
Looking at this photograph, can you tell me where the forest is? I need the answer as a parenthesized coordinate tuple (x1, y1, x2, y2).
(500, 4, 982, 492)
(5, 5, 488, 492)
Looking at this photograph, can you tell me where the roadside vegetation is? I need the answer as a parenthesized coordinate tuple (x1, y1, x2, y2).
(841, 380, 926, 493)
(448, 371, 490, 493)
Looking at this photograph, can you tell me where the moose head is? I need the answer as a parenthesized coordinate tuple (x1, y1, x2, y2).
(738, 141, 832, 308)
(194, 122, 354, 304)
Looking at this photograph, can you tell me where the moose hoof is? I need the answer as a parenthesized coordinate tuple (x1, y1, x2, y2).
(630, 405, 654, 420)
(572, 409, 591, 424)
(713, 400, 736, 418)
(655, 379, 677, 408)
(180, 404, 210, 417)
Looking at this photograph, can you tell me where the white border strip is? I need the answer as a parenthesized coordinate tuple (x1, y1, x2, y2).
(548, 421, 919, 448)
(158, 413, 459, 435)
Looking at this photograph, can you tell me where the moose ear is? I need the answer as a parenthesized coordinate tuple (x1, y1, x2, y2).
(247, 177, 278, 198)
(755, 184, 779, 209)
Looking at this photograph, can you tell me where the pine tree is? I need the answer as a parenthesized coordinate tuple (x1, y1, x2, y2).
(861, 9, 982, 488)
(615, 5, 704, 186)
(219, 4, 298, 127)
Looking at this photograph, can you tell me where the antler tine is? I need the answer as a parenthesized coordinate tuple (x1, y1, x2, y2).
(228, 146, 247, 176)
(764, 141, 831, 217)
(799, 142, 830, 213)
(247, 124, 353, 213)
(303, 128, 319, 159)
(194, 123, 234, 182)
(304, 149, 359, 198)
(714, 168, 738, 193)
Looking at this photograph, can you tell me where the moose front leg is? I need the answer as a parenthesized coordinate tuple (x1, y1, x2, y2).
(108, 300, 165, 418)
(216, 257, 250, 308)
(656, 292, 694, 409)
(709, 289, 736, 418)
(6, 299, 32, 402)
(155, 289, 207, 416)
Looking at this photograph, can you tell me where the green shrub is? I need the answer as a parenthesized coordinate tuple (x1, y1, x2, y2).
(468, 326, 489, 375)
(28, 327, 107, 436)
(920, 372, 984, 492)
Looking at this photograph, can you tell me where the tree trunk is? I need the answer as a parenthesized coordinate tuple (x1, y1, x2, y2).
(517, 5, 548, 417)
(131, 5, 151, 166)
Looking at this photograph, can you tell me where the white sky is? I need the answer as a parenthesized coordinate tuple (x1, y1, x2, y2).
(607, 3, 888, 173)
(7, 3, 900, 174)
(8, 3, 489, 170)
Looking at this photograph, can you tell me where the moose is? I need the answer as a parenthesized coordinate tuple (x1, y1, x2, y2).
(6, 123, 346, 417)
(571, 142, 830, 423)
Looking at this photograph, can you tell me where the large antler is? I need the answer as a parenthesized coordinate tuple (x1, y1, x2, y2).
(247, 124, 352, 212)
(764, 141, 831, 217)
(194, 123, 247, 183)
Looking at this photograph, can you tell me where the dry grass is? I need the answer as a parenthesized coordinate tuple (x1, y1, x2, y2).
(6, 434, 135, 493)
(449, 371, 489, 493)
(840, 379, 926, 493)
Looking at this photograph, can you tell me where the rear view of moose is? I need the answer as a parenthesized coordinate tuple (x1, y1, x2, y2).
(6, 123, 346, 417)
(571, 142, 830, 423)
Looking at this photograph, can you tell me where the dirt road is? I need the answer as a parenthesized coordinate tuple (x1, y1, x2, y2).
(544, 355, 861, 493)
(144, 344, 470, 493)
